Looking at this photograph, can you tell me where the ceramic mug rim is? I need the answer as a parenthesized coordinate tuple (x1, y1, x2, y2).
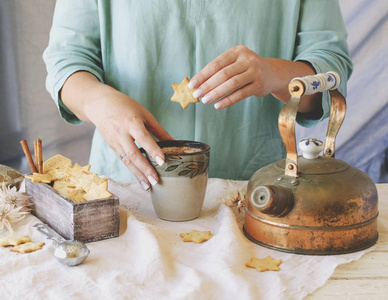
(140, 140, 210, 156)
(155, 140, 210, 155)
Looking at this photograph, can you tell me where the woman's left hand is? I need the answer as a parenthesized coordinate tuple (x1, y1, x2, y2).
(188, 45, 278, 109)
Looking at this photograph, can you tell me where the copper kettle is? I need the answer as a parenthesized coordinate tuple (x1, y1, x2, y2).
(244, 72, 378, 255)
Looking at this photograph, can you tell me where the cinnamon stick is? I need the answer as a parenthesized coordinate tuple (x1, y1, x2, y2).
(37, 138, 43, 173)
(20, 139, 38, 173)
(34, 140, 39, 172)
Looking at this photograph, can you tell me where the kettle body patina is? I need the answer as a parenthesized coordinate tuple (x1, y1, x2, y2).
(244, 73, 378, 255)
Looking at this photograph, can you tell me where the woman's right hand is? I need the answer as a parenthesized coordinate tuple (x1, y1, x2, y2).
(61, 71, 173, 190)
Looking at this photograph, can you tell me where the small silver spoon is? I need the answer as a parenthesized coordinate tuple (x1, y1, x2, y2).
(34, 223, 90, 266)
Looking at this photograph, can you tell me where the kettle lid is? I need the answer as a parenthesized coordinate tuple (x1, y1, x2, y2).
(276, 155, 348, 175)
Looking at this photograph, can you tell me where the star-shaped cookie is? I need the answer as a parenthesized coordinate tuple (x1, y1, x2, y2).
(25, 172, 54, 183)
(245, 256, 282, 272)
(180, 230, 212, 243)
(83, 181, 112, 201)
(0, 235, 31, 247)
(171, 77, 199, 110)
(10, 241, 45, 253)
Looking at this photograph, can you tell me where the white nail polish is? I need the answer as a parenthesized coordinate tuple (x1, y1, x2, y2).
(148, 176, 158, 186)
(214, 102, 222, 109)
(140, 180, 150, 191)
(188, 79, 196, 89)
(193, 89, 202, 99)
(155, 155, 164, 166)
(202, 95, 211, 104)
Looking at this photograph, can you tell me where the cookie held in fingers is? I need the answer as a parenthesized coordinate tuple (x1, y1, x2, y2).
(245, 256, 282, 272)
(180, 230, 212, 243)
(171, 77, 200, 110)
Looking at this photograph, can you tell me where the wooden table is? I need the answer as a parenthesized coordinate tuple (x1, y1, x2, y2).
(307, 184, 388, 298)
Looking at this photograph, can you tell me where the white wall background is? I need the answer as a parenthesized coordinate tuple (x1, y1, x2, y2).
(0, 0, 387, 182)
(0, 0, 94, 171)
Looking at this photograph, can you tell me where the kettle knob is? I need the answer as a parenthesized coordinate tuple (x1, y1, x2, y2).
(299, 138, 323, 159)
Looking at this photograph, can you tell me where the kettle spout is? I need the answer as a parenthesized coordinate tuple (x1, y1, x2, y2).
(250, 185, 294, 217)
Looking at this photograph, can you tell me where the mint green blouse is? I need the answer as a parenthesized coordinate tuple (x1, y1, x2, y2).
(43, 0, 352, 181)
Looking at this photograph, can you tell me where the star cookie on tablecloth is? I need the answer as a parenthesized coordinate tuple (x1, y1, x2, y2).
(171, 77, 199, 110)
(0, 234, 31, 247)
(10, 241, 45, 253)
(180, 230, 212, 243)
(245, 256, 282, 272)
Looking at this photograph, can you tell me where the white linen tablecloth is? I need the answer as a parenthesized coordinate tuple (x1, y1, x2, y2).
(0, 179, 377, 300)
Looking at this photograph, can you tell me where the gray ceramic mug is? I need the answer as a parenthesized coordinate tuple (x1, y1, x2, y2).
(144, 140, 210, 221)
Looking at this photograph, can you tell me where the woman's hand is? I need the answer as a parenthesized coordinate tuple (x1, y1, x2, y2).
(61, 72, 173, 190)
(189, 45, 320, 114)
(86, 88, 173, 191)
(188, 45, 277, 109)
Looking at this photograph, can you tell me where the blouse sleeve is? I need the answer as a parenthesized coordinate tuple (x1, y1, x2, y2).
(293, 0, 353, 127)
(43, 0, 103, 125)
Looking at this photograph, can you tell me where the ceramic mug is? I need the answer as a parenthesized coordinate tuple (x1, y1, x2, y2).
(144, 140, 210, 221)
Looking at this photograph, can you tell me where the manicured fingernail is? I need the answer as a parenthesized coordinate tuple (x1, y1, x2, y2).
(155, 155, 164, 166)
(148, 176, 158, 186)
(188, 79, 197, 89)
(140, 180, 150, 191)
(214, 102, 222, 109)
(202, 94, 211, 104)
(193, 89, 202, 99)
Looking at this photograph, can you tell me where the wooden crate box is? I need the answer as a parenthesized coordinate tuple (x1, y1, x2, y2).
(25, 178, 120, 243)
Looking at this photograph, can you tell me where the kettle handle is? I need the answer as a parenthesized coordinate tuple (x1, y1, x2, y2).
(278, 72, 346, 177)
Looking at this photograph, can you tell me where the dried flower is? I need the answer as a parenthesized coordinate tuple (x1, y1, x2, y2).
(0, 183, 32, 211)
(217, 180, 247, 217)
(0, 183, 32, 233)
(0, 202, 28, 233)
